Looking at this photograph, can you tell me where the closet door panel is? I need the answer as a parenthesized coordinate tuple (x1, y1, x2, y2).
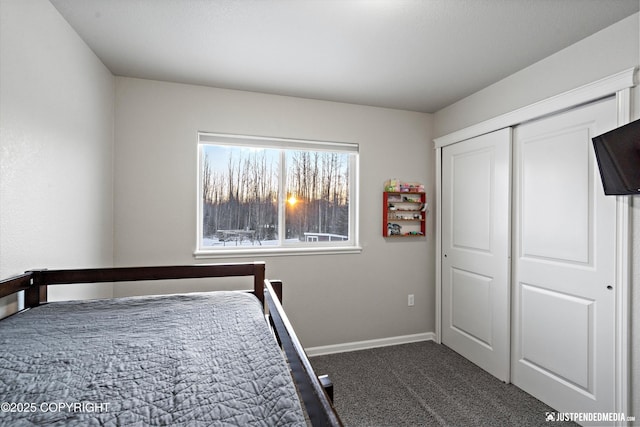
(451, 149, 493, 252)
(520, 127, 591, 263)
(442, 128, 511, 382)
(512, 97, 617, 416)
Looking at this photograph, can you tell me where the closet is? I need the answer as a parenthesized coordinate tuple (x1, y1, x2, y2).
(435, 70, 633, 418)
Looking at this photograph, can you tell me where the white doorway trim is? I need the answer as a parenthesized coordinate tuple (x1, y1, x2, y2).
(434, 67, 635, 417)
(614, 86, 632, 418)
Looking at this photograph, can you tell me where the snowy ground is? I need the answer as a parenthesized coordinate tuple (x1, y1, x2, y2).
(202, 237, 300, 247)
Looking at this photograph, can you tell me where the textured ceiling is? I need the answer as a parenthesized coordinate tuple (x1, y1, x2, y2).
(50, 0, 639, 113)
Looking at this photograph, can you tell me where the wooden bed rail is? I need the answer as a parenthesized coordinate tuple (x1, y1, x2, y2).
(0, 273, 33, 299)
(264, 279, 343, 427)
(0, 262, 267, 307)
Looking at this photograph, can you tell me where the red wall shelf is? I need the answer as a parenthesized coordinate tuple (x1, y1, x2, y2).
(383, 192, 426, 237)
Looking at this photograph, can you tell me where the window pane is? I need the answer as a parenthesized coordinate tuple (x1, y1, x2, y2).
(285, 151, 350, 243)
(201, 145, 279, 247)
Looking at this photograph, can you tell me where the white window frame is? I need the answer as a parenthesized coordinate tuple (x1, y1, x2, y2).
(195, 132, 361, 258)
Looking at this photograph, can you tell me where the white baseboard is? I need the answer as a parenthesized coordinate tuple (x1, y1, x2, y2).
(305, 332, 436, 357)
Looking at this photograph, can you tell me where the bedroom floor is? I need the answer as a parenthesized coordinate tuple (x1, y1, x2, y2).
(310, 341, 578, 427)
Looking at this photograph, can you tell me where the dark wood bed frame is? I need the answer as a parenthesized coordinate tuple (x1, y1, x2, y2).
(0, 261, 342, 427)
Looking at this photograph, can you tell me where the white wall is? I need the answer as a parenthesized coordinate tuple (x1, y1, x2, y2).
(433, 11, 640, 421)
(434, 13, 639, 138)
(0, 0, 114, 315)
(113, 77, 434, 348)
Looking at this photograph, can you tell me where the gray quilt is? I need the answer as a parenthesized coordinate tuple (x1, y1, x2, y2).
(0, 291, 306, 426)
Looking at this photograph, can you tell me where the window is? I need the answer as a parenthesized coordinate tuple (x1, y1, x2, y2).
(196, 132, 359, 256)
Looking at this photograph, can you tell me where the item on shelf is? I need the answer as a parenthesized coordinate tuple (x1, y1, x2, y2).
(387, 223, 402, 235)
(400, 182, 425, 192)
(384, 179, 425, 193)
(384, 179, 400, 192)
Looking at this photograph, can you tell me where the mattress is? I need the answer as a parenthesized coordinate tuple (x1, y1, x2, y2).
(0, 291, 306, 426)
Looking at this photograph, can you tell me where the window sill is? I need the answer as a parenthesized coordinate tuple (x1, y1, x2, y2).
(194, 245, 363, 259)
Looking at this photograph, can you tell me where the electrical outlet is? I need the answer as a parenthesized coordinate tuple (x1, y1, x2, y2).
(408, 294, 415, 306)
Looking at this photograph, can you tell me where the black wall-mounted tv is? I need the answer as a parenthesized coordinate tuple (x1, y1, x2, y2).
(592, 118, 640, 195)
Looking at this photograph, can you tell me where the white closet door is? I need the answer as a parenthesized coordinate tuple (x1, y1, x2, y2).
(512, 97, 617, 416)
(442, 128, 511, 382)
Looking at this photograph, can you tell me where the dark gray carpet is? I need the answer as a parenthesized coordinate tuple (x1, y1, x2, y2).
(311, 341, 577, 427)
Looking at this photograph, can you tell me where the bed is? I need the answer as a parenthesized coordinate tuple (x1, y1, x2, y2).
(0, 262, 342, 426)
